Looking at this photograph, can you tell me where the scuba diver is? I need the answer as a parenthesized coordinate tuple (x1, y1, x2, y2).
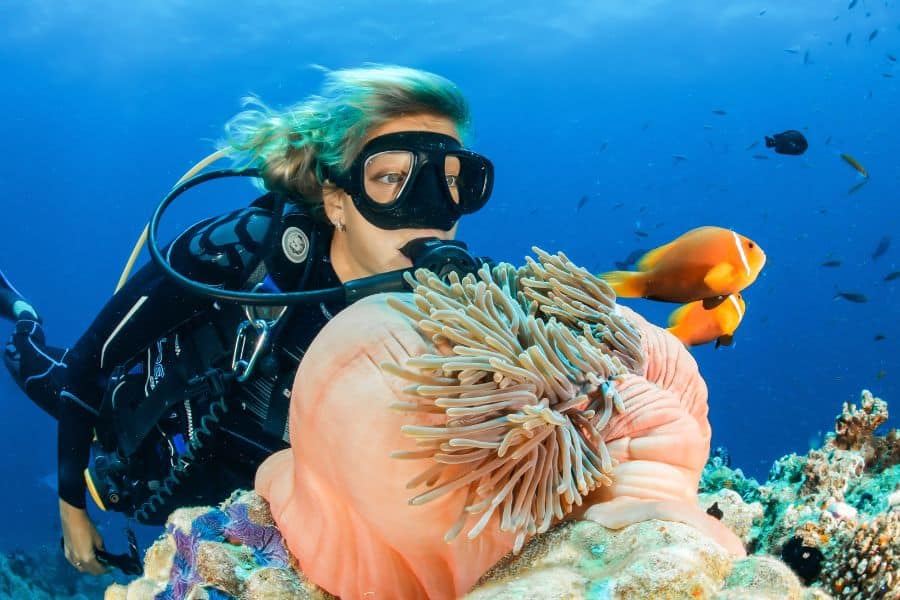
(0, 64, 495, 576)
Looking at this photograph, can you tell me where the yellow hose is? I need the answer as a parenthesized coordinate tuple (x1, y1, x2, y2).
(115, 149, 232, 292)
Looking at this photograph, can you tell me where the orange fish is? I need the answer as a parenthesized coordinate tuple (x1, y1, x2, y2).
(599, 226, 766, 306)
(666, 293, 746, 348)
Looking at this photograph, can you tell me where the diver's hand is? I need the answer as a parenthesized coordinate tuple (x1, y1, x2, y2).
(59, 499, 108, 575)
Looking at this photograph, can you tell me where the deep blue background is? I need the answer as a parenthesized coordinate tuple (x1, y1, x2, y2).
(0, 0, 897, 559)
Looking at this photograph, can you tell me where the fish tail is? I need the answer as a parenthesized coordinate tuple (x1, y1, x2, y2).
(598, 270, 647, 297)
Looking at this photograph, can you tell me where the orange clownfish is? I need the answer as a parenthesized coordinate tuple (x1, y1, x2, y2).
(666, 293, 746, 348)
(599, 226, 766, 306)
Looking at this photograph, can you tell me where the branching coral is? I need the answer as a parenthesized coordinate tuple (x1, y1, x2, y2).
(381, 249, 645, 552)
(819, 510, 900, 599)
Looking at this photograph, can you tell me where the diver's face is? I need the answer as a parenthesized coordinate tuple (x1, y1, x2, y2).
(324, 113, 461, 282)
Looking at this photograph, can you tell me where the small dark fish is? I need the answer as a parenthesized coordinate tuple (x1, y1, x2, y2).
(745, 140, 759, 150)
(641, 120, 652, 130)
(655, 222, 665, 229)
(599, 141, 609, 152)
(884, 271, 900, 281)
(845, 32, 852, 45)
(874, 334, 887, 341)
(712, 109, 727, 116)
(848, 0, 858, 8)
(883, 73, 894, 78)
(821, 259, 842, 267)
(671, 154, 688, 163)
(803, 50, 811, 65)
(784, 48, 800, 54)
(869, 29, 879, 42)
(847, 179, 870, 195)
(825, 135, 832, 145)
(876, 369, 887, 380)
(703, 124, 714, 130)
(765, 130, 809, 155)
(759, 9, 766, 16)
(613, 202, 624, 209)
(888, 53, 898, 62)
(577, 195, 589, 210)
(613, 248, 648, 270)
(752, 154, 770, 160)
(872, 236, 891, 260)
(706, 502, 724, 520)
(634, 230, 649, 238)
(834, 291, 869, 303)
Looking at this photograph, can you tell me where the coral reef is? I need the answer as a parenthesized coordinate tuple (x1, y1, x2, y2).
(700, 390, 900, 600)
(111, 390, 897, 599)
(105, 490, 332, 600)
(0, 544, 117, 599)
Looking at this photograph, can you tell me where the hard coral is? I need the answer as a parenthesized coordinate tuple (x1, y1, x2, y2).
(819, 510, 900, 600)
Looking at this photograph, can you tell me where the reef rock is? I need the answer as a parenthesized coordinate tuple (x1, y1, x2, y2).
(467, 518, 825, 600)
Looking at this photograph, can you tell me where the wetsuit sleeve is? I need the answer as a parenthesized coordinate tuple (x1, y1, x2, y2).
(57, 206, 278, 508)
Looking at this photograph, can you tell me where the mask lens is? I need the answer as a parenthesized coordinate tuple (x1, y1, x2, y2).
(453, 153, 491, 212)
(364, 151, 414, 205)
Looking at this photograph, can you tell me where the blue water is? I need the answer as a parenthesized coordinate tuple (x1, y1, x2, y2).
(0, 0, 896, 572)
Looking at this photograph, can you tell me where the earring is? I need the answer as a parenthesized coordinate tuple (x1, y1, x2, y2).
(334, 221, 347, 232)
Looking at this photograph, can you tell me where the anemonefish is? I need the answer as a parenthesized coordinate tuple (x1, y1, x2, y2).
(599, 226, 766, 307)
(666, 293, 746, 348)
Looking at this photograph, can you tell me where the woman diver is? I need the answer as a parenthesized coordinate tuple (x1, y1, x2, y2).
(0, 64, 494, 575)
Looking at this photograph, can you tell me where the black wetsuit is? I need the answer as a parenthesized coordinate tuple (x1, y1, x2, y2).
(3, 194, 344, 522)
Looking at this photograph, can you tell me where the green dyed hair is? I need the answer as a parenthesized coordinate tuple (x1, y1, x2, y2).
(220, 64, 472, 220)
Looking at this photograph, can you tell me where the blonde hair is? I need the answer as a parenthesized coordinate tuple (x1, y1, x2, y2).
(221, 64, 472, 220)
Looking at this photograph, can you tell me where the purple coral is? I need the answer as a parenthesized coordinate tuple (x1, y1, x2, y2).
(222, 502, 291, 567)
(150, 493, 294, 599)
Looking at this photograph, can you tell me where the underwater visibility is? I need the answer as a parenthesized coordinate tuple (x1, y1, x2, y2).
(0, 1, 898, 598)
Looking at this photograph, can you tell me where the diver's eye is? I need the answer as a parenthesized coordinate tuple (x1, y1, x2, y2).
(376, 172, 406, 185)
(445, 174, 459, 188)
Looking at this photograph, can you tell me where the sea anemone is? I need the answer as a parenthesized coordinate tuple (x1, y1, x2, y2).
(382, 248, 645, 551)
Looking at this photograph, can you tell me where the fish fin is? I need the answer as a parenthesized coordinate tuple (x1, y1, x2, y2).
(635, 243, 672, 271)
(598, 271, 646, 297)
(703, 262, 735, 292)
(702, 295, 727, 310)
(715, 334, 734, 349)
(666, 303, 694, 328)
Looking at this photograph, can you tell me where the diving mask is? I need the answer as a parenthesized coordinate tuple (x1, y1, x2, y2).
(326, 131, 494, 231)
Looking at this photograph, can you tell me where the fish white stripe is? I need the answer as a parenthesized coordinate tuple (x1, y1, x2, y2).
(100, 296, 149, 368)
(728, 294, 744, 320)
(732, 231, 751, 276)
